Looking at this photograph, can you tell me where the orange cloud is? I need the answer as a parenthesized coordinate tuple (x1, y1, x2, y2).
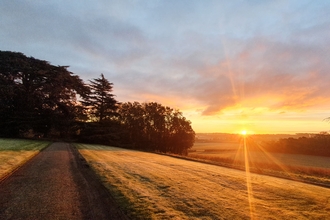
(193, 38, 330, 117)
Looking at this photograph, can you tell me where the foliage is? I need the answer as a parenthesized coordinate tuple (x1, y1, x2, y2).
(119, 102, 195, 155)
(78, 121, 123, 146)
(265, 132, 330, 156)
(82, 74, 119, 122)
(0, 51, 195, 155)
(0, 51, 89, 138)
(79, 74, 121, 145)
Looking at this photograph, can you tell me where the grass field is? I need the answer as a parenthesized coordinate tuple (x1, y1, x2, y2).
(189, 141, 330, 187)
(76, 143, 330, 219)
(0, 139, 50, 180)
(190, 142, 330, 169)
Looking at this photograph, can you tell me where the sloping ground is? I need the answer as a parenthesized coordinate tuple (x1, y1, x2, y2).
(189, 141, 330, 187)
(77, 144, 330, 220)
(0, 143, 127, 220)
(0, 139, 50, 180)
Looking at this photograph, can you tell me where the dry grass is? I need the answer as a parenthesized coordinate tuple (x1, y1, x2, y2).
(189, 141, 330, 187)
(76, 143, 330, 220)
(0, 139, 50, 180)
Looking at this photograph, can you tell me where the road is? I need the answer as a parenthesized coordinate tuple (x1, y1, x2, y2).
(0, 142, 128, 220)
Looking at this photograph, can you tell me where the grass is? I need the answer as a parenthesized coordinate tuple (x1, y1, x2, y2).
(189, 141, 330, 187)
(0, 138, 50, 180)
(190, 142, 330, 168)
(76, 143, 330, 219)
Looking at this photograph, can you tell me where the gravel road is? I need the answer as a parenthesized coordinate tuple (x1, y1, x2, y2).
(0, 142, 128, 220)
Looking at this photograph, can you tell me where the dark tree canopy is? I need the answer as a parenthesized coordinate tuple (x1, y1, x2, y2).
(79, 74, 120, 145)
(83, 74, 118, 122)
(0, 51, 89, 137)
(119, 102, 195, 155)
(265, 132, 330, 157)
(0, 50, 196, 155)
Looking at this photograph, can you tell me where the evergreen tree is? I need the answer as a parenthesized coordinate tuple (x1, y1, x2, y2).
(83, 74, 118, 122)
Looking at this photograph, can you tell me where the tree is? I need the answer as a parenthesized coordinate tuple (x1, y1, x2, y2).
(118, 102, 195, 155)
(83, 74, 118, 122)
(0, 51, 89, 138)
(78, 74, 121, 145)
(0, 50, 196, 151)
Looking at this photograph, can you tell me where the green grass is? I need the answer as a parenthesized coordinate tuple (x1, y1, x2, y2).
(0, 138, 50, 151)
(0, 138, 50, 180)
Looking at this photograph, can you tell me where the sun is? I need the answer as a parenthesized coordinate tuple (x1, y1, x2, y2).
(241, 130, 247, 135)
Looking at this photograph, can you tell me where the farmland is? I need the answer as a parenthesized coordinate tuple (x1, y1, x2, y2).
(0, 139, 50, 180)
(76, 143, 330, 219)
(190, 141, 330, 169)
(189, 137, 330, 187)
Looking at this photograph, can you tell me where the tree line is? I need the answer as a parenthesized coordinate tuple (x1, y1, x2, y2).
(0, 51, 195, 155)
(264, 132, 330, 157)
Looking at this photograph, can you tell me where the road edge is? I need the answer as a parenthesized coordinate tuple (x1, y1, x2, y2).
(70, 144, 130, 220)
(0, 142, 52, 185)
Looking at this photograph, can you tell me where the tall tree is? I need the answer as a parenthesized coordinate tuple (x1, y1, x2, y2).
(83, 74, 118, 122)
(79, 74, 120, 145)
(0, 51, 89, 137)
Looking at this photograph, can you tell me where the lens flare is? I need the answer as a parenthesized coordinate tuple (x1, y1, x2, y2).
(242, 135, 255, 219)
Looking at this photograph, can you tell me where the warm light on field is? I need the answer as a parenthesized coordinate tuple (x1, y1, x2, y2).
(77, 143, 330, 219)
(241, 133, 255, 219)
(0, 139, 50, 179)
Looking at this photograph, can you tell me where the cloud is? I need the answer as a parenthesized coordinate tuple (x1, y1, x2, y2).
(1, 0, 330, 121)
(0, 1, 152, 71)
(194, 35, 330, 115)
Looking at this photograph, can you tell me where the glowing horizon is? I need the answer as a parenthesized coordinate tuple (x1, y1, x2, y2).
(241, 130, 247, 135)
(161, 103, 330, 134)
(2, 1, 330, 135)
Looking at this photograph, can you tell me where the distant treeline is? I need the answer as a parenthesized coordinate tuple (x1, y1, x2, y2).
(264, 133, 330, 157)
(0, 51, 195, 155)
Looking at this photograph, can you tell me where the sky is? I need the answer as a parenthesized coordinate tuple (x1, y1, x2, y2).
(1, 0, 330, 134)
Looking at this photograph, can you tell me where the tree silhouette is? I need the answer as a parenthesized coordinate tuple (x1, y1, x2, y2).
(1, 50, 196, 155)
(83, 74, 118, 122)
(266, 132, 330, 156)
(0, 51, 89, 137)
(78, 74, 121, 145)
(119, 102, 195, 155)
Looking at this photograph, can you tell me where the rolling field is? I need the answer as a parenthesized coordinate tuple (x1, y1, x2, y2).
(0, 139, 50, 180)
(190, 142, 330, 169)
(76, 143, 330, 219)
(189, 141, 330, 187)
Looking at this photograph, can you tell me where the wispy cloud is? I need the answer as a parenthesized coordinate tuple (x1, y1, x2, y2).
(1, 0, 330, 133)
(195, 33, 330, 115)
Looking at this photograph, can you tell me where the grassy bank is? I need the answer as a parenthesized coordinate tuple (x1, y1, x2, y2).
(76, 143, 330, 219)
(0, 139, 50, 180)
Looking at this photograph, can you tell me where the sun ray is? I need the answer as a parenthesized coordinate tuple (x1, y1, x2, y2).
(253, 141, 299, 181)
(233, 138, 245, 165)
(219, 38, 238, 99)
(243, 135, 255, 219)
(232, 132, 303, 219)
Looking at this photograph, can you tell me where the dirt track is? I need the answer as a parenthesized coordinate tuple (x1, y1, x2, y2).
(0, 142, 128, 220)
